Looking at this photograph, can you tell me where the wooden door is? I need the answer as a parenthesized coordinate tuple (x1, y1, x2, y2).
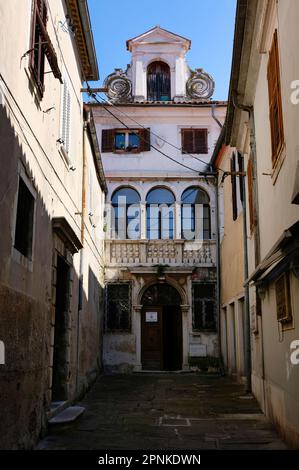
(141, 306, 163, 370)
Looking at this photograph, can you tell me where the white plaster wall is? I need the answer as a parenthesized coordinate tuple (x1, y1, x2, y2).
(93, 104, 226, 177)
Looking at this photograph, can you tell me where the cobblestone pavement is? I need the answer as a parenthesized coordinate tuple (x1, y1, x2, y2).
(37, 373, 287, 450)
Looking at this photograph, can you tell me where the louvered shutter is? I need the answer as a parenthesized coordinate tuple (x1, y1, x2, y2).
(61, 79, 71, 155)
(182, 129, 194, 154)
(231, 154, 237, 221)
(194, 129, 208, 154)
(247, 158, 254, 232)
(102, 129, 115, 152)
(139, 128, 151, 152)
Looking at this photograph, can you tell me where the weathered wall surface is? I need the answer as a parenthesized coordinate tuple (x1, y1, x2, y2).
(0, 1, 105, 449)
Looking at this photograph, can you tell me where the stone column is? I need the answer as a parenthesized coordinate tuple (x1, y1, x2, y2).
(133, 304, 142, 371)
(181, 304, 190, 370)
(175, 202, 181, 239)
(140, 200, 147, 239)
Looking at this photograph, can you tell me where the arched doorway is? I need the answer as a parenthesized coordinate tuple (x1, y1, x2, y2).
(141, 283, 182, 371)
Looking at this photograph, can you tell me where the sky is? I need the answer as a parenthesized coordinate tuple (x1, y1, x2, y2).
(87, 0, 237, 101)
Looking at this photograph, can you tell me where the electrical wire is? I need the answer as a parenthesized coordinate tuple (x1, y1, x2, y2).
(0, 76, 105, 266)
(88, 90, 213, 175)
(95, 92, 219, 169)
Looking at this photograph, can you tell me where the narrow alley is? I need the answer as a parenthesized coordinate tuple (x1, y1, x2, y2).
(37, 373, 286, 450)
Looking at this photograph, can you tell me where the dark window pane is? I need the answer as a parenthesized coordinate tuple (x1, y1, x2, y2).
(128, 133, 139, 150)
(115, 133, 126, 150)
(142, 284, 181, 306)
(106, 284, 131, 331)
(112, 187, 140, 205)
(193, 283, 216, 331)
(147, 61, 171, 101)
(181, 187, 209, 204)
(146, 187, 175, 204)
(14, 178, 35, 258)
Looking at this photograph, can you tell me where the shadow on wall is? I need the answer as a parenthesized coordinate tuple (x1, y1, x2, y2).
(0, 102, 104, 449)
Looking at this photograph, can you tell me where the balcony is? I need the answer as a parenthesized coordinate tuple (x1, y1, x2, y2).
(105, 239, 216, 267)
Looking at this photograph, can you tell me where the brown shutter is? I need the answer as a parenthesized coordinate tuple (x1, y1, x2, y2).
(275, 273, 292, 322)
(102, 129, 115, 152)
(267, 30, 284, 166)
(231, 154, 237, 221)
(194, 129, 208, 154)
(181, 129, 194, 154)
(237, 152, 244, 202)
(247, 158, 254, 232)
(139, 128, 151, 152)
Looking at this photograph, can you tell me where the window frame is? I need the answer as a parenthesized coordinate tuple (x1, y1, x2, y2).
(275, 272, 293, 326)
(114, 129, 141, 154)
(101, 128, 151, 154)
(12, 167, 37, 270)
(146, 187, 175, 240)
(29, 0, 48, 97)
(267, 29, 284, 168)
(111, 187, 141, 240)
(147, 61, 171, 102)
(105, 282, 132, 333)
(181, 128, 208, 155)
(192, 282, 217, 332)
(29, 0, 62, 99)
(181, 186, 211, 240)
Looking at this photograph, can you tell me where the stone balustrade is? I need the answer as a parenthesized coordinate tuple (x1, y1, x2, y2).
(105, 239, 216, 266)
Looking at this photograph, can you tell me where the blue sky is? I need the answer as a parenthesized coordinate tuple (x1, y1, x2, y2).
(87, 0, 237, 101)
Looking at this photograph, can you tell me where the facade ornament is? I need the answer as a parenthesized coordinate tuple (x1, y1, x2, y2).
(186, 68, 215, 100)
(104, 68, 132, 103)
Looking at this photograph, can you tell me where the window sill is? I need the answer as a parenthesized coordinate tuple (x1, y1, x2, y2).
(271, 144, 286, 184)
(280, 319, 295, 332)
(12, 247, 33, 272)
(114, 150, 141, 155)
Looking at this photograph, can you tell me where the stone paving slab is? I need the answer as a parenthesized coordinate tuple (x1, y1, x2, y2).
(37, 373, 287, 450)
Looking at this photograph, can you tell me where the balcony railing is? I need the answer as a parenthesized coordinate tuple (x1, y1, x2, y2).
(105, 239, 216, 266)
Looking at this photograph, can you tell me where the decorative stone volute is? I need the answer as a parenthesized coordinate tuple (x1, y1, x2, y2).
(104, 68, 132, 103)
(186, 68, 215, 100)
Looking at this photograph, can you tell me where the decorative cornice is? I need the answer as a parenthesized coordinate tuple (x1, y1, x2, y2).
(66, 0, 99, 80)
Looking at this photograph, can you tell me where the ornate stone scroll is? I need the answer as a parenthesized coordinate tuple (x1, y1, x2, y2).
(186, 68, 215, 100)
(104, 68, 132, 103)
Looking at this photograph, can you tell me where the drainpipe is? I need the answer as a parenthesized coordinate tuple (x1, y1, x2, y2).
(76, 119, 88, 396)
(214, 176, 224, 374)
(211, 104, 223, 129)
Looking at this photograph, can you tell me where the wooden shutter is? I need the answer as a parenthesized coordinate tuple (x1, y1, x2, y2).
(267, 30, 284, 166)
(275, 273, 292, 322)
(181, 129, 194, 154)
(61, 79, 71, 154)
(182, 129, 208, 154)
(247, 158, 254, 232)
(194, 129, 208, 154)
(231, 154, 237, 221)
(139, 128, 151, 152)
(237, 152, 244, 202)
(102, 129, 115, 152)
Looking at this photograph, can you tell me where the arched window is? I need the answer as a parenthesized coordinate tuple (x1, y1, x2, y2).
(111, 187, 140, 239)
(146, 187, 175, 239)
(181, 187, 211, 240)
(147, 61, 171, 101)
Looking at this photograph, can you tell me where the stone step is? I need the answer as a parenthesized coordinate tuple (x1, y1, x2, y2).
(48, 406, 85, 425)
